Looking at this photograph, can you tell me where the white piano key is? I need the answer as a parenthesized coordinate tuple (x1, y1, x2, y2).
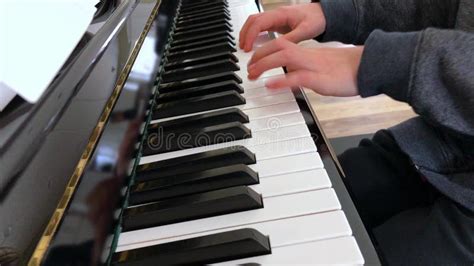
(117, 211, 352, 252)
(228, 0, 287, 88)
(148, 105, 303, 133)
(240, 91, 295, 109)
(246, 111, 305, 132)
(148, 108, 304, 137)
(140, 135, 316, 166)
(240, 91, 295, 110)
(134, 149, 321, 184)
(243, 100, 300, 120)
(139, 123, 311, 164)
(117, 188, 341, 251)
(236, 67, 284, 83)
(139, 149, 320, 181)
(151, 100, 300, 125)
(250, 151, 324, 177)
(132, 167, 330, 208)
(228, 0, 257, 9)
(251, 136, 317, 160)
(251, 168, 332, 197)
(242, 74, 283, 90)
(151, 91, 296, 123)
(214, 237, 365, 265)
(232, 33, 274, 66)
(242, 85, 290, 98)
(235, 53, 286, 89)
(233, 49, 253, 67)
(228, 0, 258, 33)
(237, 54, 282, 75)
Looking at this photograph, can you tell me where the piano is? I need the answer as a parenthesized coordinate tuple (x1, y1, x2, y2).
(0, 0, 381, 264)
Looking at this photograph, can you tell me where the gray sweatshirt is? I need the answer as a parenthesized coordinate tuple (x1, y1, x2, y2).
(318, 0, 474, 211)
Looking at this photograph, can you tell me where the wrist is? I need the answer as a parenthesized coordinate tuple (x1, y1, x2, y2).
(350, 46, 365, 96)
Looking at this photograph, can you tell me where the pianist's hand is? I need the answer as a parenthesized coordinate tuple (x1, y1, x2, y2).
(247, 38, 363, 97)
(239, 3, 326, 52)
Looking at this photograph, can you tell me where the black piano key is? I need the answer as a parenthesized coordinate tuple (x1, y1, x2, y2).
(181, 0, 228, 9)
(170, 34, 235, 53)
(173, 23, 232, 40)
(179, 5, 229, 19)
(166, 42, 236, 62)
(157, 80, 243, 103)
(143, 121, 251, 155)
(178, 8, 230, 22)
(176, 12, 231, 28)
(153, 90, 245, 119)
(180, 1, 228, 13)
(170, 30, 235, 46)
(170, 30, 234, 46)
(176, 14, 231, 32)
(173, 18, 231, 34)
(164, 51, 237, 71)
(135, 146, 256, 182)
(148, 108, 249, 133)
(161, 59, 239, 83)
(181, 0, 227, 7)
(112, 228, 271, 265)
(129, 164, 259, 204)
(158, 72, 241, 93)
(122, 186, 263, 231)
(181, 0, 228, 10)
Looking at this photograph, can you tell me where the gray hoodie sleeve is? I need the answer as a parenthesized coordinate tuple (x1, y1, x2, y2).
(318, 0, 459, 44)
(358, 28, 474, 137)
(318, 0, 473, 137)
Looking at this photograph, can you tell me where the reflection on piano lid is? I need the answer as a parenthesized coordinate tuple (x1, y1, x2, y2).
(1, 0, 172, 265)
(23, 0, 381, 265)
(0, 0, 122, 178)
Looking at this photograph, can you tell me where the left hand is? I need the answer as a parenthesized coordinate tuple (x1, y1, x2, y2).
(247, 38, 364, 97)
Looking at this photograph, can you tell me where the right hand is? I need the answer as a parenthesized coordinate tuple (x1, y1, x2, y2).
(247, 38, 363, 97)
(239, 3, 326, 52)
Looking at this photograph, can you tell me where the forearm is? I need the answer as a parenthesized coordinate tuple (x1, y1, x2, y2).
(358, 28, 474, 137)
(318, 0, 460, 44)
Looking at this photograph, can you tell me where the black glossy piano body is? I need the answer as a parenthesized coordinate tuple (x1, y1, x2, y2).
(0, 0, 380, 264)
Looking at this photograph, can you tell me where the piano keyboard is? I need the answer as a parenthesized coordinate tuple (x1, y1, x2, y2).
(112, 0, 365, 264)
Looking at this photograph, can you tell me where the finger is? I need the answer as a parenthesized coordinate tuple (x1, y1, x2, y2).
(248, 45, 309, 80)
(243, 15, 280, 52)
(248, 37, 292, 66)
(265, 70, 315, 89)
(239, 14, 259, 49)
(282, 26, 308, 43)
(247, 50, 288, 80)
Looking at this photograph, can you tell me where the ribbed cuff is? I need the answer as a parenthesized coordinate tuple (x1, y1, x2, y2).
(357, 30, 420, 101)
(317, 0, 358, 43)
